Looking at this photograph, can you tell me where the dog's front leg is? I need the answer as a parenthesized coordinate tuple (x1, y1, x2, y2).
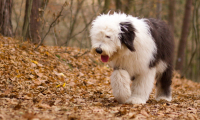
(110, 69, 131, 103)
(126, 68, 156, 104)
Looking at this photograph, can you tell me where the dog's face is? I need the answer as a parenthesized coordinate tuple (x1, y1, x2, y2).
(90, 13, 136, 63)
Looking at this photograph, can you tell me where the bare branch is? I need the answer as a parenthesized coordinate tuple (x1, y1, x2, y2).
(14, 0, 24, 36)
(53, 27, 58, 46)
(40, 0, 49, 39)
(65, 0, 85, 46)
(61, 17, 94, 46)
(61, 1, 101, 46)
(34, 1, 67, 50)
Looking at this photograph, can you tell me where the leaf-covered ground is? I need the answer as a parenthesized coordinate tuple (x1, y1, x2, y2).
(0, 35, 199, 120)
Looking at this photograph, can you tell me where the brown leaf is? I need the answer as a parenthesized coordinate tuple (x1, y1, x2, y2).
(13, 103, 21, 110)
(23, 112, 36, 120)
(140, 110, 149, 117)
(37, 103, 51, 109)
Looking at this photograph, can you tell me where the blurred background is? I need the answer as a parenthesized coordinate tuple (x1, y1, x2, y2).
(0, 0, 199, 82)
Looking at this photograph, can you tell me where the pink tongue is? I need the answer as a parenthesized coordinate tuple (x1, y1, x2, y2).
(101, 55, 109, 63)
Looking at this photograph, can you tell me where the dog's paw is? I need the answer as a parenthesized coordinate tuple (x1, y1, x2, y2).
(156, 96, 172, 102)
(114, 92, 131, 104)
(125, 97, 146, 104)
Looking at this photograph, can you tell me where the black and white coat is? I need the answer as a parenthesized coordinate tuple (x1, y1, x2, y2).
(90, 13, 174, 104)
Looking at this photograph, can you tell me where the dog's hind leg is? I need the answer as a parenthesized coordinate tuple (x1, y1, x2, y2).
(155, 66, 172, 101)
(110, 69, 131, 103)
(126, 68, 156, 104)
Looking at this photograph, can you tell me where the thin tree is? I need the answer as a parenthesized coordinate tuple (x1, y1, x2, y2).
(22, 0, 33, 41)
(0, 0, 13, 36)
(156, 0, 162, 19)
(30, 0, 42, 44)
(175, 0, 193, 73)
(124, 0, 133, 14)
(102, 0, 111, 13)
(168, 0, 176, 33)
(115, 0, 122, 11)
(22, 0, 42, 43)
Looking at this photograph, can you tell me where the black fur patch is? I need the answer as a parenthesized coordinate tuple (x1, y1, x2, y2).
(119, 22, 136, 51)
(131, 76, 135, 81)
(157, 65, 173, 97)
(145, 18, 174, 68)
(145, 18, 174, 98)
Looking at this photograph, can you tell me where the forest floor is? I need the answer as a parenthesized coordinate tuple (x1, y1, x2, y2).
(0, 35, 199, 120)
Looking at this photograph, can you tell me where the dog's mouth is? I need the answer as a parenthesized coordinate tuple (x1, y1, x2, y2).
(101, 55, 109, 63)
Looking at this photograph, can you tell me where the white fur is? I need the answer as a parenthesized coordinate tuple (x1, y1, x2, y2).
(126, 68, 156, 104)
(90, 13, 169, 104)
(110, 70, 131, 103)
(156, 60, 167, 74)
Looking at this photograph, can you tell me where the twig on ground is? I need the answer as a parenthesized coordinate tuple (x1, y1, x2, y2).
(74, 50, 90, 58)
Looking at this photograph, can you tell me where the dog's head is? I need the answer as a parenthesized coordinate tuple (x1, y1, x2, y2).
(90, 13, 136, 63)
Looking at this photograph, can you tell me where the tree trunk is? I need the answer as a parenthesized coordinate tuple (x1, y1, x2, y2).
(30, 0, 42, 44)
(156, 0, 162, 19)
(22, 0, 41, 43)
(22, 0, 33, 41)
(175, 0, 193, 73)
(40, 0, 49, 17)
(102, 0, 111, 13)
(124, 0, 133, 14)
(115, 0, 122, 11)
(168, 0, 176, 33)
(0, 0, 13, 36)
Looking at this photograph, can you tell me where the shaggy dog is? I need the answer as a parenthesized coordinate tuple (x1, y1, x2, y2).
(90, 13, 174, 104)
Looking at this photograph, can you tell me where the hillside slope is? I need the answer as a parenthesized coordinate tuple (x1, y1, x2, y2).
(0, 36, 199, 120)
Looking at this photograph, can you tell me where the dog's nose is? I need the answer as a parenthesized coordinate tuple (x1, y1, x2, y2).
(96, 48, 102, 54)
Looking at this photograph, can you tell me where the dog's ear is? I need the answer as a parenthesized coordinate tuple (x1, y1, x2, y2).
(119, 22, 136, 51)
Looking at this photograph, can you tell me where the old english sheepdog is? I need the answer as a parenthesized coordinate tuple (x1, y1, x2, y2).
(90, 13, 174, 104)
